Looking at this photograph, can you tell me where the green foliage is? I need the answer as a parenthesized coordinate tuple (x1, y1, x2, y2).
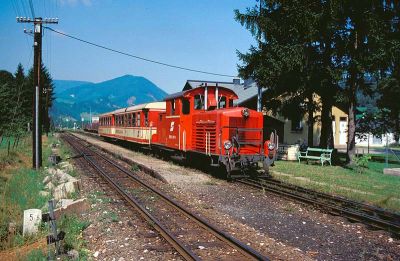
(25, 249, 46, 261)
(58, 214, 90, 257)
(353, 155, 371, 173)
(236, 1, 400, 160)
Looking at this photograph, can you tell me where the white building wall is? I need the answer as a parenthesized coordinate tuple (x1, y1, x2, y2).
(356, 133, 396, 147)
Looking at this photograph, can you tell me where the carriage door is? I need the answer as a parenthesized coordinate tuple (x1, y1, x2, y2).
(339, 117, 347, 145)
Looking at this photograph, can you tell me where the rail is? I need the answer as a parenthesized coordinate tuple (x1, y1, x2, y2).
(237, 178, 400, 237)
(63, 133, 269, 260)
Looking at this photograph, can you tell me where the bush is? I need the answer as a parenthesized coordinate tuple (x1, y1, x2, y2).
(354, 155, 371, 173)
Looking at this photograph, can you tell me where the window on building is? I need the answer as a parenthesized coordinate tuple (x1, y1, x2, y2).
(291, 118, 303, 132)
(194, 94, 204, 110)
(218, 96, 227, 108)
(182, 98, 190, 115)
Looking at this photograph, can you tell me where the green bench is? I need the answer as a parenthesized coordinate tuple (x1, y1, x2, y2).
(297, 147, 333, 166)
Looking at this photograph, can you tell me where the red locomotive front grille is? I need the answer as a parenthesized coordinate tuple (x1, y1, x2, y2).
(192, 120, 217, 153)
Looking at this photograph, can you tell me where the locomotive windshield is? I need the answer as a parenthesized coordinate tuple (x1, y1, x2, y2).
(194, 94, 204, 110)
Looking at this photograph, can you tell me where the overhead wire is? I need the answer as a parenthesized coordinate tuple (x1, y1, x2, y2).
(43, 27, 238, 78)
(28, 0, 35, 18)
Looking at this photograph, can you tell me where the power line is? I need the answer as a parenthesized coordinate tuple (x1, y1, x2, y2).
(28, 0, 35, 18)
(43, 27, 238, 78)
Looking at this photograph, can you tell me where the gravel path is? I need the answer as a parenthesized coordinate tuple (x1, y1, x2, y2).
(74, 132, 400, 260)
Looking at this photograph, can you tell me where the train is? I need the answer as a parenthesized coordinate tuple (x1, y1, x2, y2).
(87, 82, 278, 179)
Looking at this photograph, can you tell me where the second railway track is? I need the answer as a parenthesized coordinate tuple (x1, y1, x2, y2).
(62, 133, 268, 261)
(237, 178, 400, 237)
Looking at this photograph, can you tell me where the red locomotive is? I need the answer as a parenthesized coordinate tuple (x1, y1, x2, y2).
(98, 82, 278, 178)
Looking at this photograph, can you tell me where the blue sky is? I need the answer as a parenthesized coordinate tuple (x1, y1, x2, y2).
(0, 0, 256, 93)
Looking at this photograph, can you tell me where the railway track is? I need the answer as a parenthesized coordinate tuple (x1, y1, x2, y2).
(62, 133, 268, 261)
(237, 178, 400, 237)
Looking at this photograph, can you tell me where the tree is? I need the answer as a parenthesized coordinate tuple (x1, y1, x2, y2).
(26, 63, 55, 135)
(235, 0, 341, 148)
(335, 1, 394, 163)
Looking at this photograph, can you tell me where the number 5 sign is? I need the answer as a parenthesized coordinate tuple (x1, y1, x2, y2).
(23, 209, 42, 236)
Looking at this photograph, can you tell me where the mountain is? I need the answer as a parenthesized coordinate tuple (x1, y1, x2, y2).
(51, 75, 168, 122)
(53, 80, 93, 94)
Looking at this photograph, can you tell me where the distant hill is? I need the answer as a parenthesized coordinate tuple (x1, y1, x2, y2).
(51, 75, 168, 121)
(53, 80, 93, 95)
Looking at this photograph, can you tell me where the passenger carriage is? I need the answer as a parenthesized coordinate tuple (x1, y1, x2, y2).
(98, 102, 166, 144)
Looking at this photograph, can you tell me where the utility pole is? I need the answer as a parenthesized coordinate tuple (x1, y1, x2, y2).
(17, 17, 58, 169)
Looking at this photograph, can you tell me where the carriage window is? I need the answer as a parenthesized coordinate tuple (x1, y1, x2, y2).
(218, 96, 227, 108)
(144, 111, 149, 126)
(182, 98, 190, 115)
(127, 114, 131, 127)
(137, 112, 141, 127)
(132, 113, 136, 127)
(171, 99, 176, 115)
(194, 94, 204, 110)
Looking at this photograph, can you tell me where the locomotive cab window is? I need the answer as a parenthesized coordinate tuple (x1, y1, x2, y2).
(170, 99, 176, 115)
(194, 94, 204, 110)
(229, 99, 234, 108)
(218, 96, 227, 108)
(182, 98, 190, 115)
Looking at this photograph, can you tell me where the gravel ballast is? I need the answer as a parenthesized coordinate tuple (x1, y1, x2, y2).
(73, 132, 400, 260)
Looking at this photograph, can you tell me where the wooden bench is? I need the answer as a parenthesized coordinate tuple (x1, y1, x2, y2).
(297, 148, 333, 166)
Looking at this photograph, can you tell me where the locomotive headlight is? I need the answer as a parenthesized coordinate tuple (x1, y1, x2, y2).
(268, 142, 275, 150)
(241, 108, 250, 118)
(224, 140, 232, 150)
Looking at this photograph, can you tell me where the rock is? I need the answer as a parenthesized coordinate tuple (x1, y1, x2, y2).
(23, 209, 42, 236)
(67, 249, 79, 260)
(51, 198, 89, 220)
(93, 251, 99, 258)
(39, 191, 50, 197)
(45, 182, 55, 191)
(383, 168, 400, 177)
(58, 199, 74, 208)
(8, 222, 16, 235)
(198, 246, 205, 250)
(43, 175, 51, 185)
(53, 180, 81, 200)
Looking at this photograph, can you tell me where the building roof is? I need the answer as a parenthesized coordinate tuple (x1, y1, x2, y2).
(182, 79, 262, 105)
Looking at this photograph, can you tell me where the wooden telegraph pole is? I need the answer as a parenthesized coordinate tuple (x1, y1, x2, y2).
(16, 17, 58, 169)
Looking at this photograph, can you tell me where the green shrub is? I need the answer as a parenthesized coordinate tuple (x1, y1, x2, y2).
(58, 214, 90, 258)
(354, 155, 371, 173)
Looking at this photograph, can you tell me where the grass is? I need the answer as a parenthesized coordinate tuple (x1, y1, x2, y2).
(0, 133, 90, 259)
(272, 154, 400, 212)
(57, 214, 90, 259)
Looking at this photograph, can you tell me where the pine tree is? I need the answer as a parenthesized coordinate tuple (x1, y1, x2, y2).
(26, 63, 55, 134)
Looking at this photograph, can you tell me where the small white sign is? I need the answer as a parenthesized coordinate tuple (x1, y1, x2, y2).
(23, 209, 42, 236)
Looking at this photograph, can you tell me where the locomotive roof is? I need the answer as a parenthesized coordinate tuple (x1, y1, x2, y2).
(99, 101, 166, 116)
(164, 85, 237, 101)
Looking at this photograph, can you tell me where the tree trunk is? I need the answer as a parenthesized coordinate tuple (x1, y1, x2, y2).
(307, 93, 314, 146)
(394, 113, 400, 144)
(7, 138, 11, 156)
(319, 94, 334, 149)
(347, 89, 357, 164)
